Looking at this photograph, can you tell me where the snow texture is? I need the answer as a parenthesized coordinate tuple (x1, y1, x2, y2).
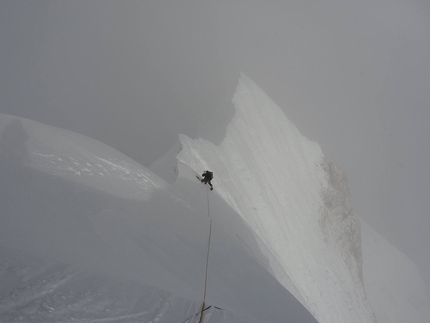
(361, 222, 430, 323)
(0, 112, 316, 323)
(1, 73, 427, 323)
(166, 74, 375, 323)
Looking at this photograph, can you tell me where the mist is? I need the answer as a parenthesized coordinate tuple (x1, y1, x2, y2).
(1, 0, 429, 292)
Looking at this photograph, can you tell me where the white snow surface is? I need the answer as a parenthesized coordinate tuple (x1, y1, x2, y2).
(361, 221, 430, 323)
(154, 74, 376, 323)
(0, 113, 316, 323)
(2, 74, 426, 323)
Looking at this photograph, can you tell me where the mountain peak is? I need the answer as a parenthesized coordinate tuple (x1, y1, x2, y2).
(156, 75, 376, 323)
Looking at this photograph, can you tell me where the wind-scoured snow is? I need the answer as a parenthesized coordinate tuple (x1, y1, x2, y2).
(0, 247, 204, 323)
(0, 113, 316, 323)
(162, 74, 376, 323)
(11, 116, 167, 200)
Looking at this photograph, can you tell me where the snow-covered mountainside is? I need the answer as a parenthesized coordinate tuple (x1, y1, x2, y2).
(152, 74, 376, 323)
(361, 222, 430, 323)
(0, 113, 316, 323)
(2, 74, 427, 323)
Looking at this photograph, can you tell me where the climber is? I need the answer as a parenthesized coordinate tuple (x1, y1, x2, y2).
(200, 170, 214, 191)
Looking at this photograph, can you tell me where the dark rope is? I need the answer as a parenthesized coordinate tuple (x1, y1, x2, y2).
(181, 306, 212, 323)
(198, 186, 212, 323)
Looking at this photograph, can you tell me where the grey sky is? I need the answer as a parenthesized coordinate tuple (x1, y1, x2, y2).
(1, 0, 429, 291)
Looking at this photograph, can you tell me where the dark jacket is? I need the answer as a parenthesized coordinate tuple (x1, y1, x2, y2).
(202, 170, 213, 181)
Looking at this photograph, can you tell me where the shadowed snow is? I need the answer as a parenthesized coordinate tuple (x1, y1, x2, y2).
(0, 113, 316, 323)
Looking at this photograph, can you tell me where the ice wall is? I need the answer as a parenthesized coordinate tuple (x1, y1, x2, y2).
(174, 74, 376, 323)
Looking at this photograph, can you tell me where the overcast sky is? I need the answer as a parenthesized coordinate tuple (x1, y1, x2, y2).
(1, 0, 429, 291)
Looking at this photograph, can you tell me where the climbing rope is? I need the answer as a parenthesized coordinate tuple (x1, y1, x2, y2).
(207, 185, 210, 217)
(181, 305, 224, 323)
(198, 185, 212, 323)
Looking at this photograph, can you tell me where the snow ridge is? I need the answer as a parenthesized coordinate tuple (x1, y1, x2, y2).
(1, 113, 317, 322)
(174, 74, 375, 323)
(319, 163, 364, 296)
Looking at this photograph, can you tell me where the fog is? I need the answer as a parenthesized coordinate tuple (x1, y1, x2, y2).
(1, 0, 429, 292)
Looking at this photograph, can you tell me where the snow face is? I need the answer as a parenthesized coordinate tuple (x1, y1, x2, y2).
(361, 222, 430, 323)
(0, 115, 168, 200)
(168, 74, 376, 323)
(0, 113, 316, 323)
(0, 247, 206, 323)
(2, 74, 426, 322)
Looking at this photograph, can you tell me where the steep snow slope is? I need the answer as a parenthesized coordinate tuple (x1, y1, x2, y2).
(361, 222, 430, 323)
(0, 114, 316, 323)
(153, 74, 376, 323)
(0, 247, 209, 323)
